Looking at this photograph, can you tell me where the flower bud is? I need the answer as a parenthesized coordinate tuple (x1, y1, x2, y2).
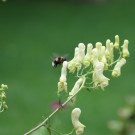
(71, 108, 85, 135)
(69, 77, 84, 96)
(114, 35, 119, 49)
(112, 58, 126, 77)
(121, 39, 130, 58)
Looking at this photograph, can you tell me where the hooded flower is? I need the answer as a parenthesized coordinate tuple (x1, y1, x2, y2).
(92, 48, 99, 67)
(69, 77, 85, 97)
(93, 62, 109, 89)
(68, 47, 79, 73)
(96, 42, 102, 61)
(121, 40, 130, 58)
(100, 46, 108, 69)
(112, 58, 126, 77)
(83, 43, 93, 68)
(75, 43, 85, 71)
(58, 61, 68, 93)
(71, 108, 85, 135)
(105, 39, 114, 63)
(114, 35, 119, 49)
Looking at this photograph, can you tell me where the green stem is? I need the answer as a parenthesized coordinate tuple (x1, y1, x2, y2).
(45, 125, 75, 135)
(24, 77, 86, 135)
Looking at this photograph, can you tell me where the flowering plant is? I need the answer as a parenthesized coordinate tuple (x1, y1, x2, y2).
(0, 84, 8, 113)
(24, 35, 129, 135)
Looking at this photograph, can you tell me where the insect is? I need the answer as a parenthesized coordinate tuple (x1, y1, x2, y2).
(52, 56, 67, 68)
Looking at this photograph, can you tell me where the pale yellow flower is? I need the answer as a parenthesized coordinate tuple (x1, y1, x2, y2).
(75, 43, 85, 71)
(100, 46, 108, 69)
(93, 62, 109, 89)
(105, 39, 114, 63)
(58, 61, 68, 93)
(83, 43, 93, 68)
(96, 42, 102, 61)
(121, 40, 130, 58)
(114, 35, 119, 49)
(71, 108, 85, 135)
(69, 77, 84, 96)
(68, 47, 79, 73)
(92, 48, 99, 66)
(112, 58, 126, 77)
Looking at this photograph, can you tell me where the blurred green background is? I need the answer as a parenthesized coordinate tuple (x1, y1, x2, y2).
(0, 0, 135, 135)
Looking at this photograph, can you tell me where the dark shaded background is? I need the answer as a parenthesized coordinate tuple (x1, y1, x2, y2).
(0, 0, 135, 135)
